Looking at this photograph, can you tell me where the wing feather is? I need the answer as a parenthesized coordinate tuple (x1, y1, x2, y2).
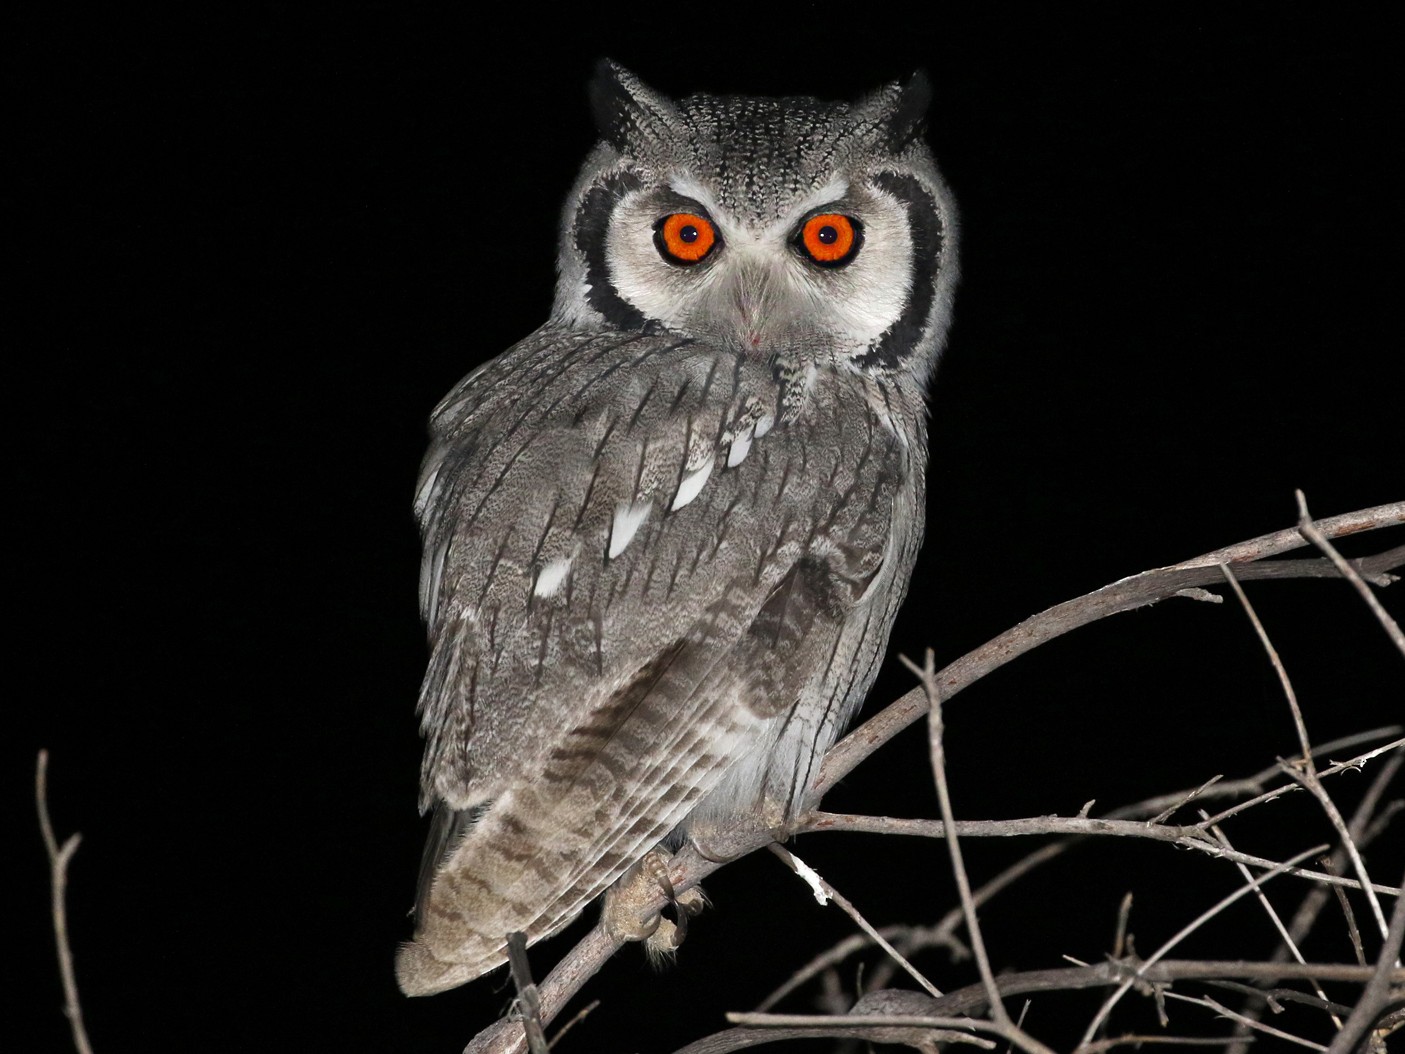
(397, 323, 917, 994)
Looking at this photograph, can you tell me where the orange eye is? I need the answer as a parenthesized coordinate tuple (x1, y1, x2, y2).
(654, 212, 718, 265)
(799, 213, 862, 267)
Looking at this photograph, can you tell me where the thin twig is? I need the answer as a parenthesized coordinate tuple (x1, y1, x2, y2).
(753, 925, 928, 1012)
(1203, 817, 1342, 1030)
(1218, 562, 1312, 758)
(1079, 1036, 1235, 1052)
(902, 649, 1019, 1038)
(1327, 866, 1405, 1053)
(1112, 892, 1133, 961)
(803, 810, 1402, 897)
(36, 750, 94, 1054)
(1149, 775, 1224, 825)
(856, 729, 1404, 1006)
(906, 958, 1405, 1018)
(1079, 845, 1329, 1045)
(853, 843, 1074, 997)
(1193, 738, 1405, 832)
(1284, 753, 1402, 962)
(1220, 561, 1391, 943)
(1328, 858, 1369, 968)
(689, 950, 1405, 1054)
(1163, 990, 1327, 1050)
(1279, 762, 1394, 947)
(546, 1000, 598, 1050)
(1297, 491, 1405, 658)
(1223, 755, 1401, 1054)
(505, 932, 548, 1054)
(1208, 978, 1354, 1016)
(767, 844, 944, 1001)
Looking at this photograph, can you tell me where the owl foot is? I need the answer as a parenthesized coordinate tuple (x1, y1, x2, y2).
(602, 849, 708, 963)
(687, 809, 789, 862)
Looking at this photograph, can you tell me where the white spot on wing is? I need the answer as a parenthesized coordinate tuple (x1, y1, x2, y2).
(534, 556, 573, 598)
(608, 500, 652, 559)
(726, 426, 754, 468)
(671, 455, 714, 511)
(753, 414, 774, 438)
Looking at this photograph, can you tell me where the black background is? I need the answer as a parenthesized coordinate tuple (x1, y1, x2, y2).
(14, 5, 1403, 1052)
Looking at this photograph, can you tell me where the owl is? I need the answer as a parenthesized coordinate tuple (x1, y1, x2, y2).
(396, 62, 958, 996)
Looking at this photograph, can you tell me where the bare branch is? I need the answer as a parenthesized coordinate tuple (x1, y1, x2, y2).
(545, 1000, 597, 1051)
(676, 1017, 995, 1053)
(803, 810, 1402, 897)
(1177, 502, 1405, 568)
(457, 506, 1405, 1052)
(1219, 562, 1313, 761)
(865, 730, 1404, 1006)
(1079, 1036, 1236, 1052)
(1330, 858, 1370, 968)
(505, 932, 548, 1054)
(1203, 818, 1342, 1031)
(1296, 491, 1405, 658)
(36, 750, 94, 1054)
(819, 506, 1404, 795)
(1149, 775, 1225, 825)
(867, 843, 1071, 994)
(1226, 754, 1401, 1054)
(1162, 990, 1327, 1051)
(1079, 845, 1329, 1044)
(1328, 866, 1405, 1053)
(925, 959, 1405, 1018)
(767, 843, 944, 1001)
(1219, 562, 1391, 941)
(701, 949, 1405, 1054)
(1279, 761, 1392, 942)
(1194, 738, 1405, 832)
(901, 648, 1030, 1046)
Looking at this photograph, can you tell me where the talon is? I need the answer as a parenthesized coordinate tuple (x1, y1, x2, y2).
(601, 849, 709, 960)
(602, 849, 674, 943)
(665, 885, 709, 945)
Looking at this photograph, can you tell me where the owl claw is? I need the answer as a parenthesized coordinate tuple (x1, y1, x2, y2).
(602, 849, 708, 961)
(646, 886, 709, 965)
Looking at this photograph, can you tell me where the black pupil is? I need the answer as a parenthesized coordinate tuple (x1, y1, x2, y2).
(679, 224, 699, 243)
(817, 224, 839, 244)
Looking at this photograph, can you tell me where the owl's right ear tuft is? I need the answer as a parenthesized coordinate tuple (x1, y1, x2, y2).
(885, 70, 932, 151)
(588, 59, 676, 150)
(857, 70, 932, 153)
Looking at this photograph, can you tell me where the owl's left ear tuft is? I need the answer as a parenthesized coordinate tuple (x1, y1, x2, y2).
(886, 70, 932, 151)
(588, 59, 677, 151)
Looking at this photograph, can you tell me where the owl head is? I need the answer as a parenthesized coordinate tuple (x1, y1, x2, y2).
(553, 62, 959, 382)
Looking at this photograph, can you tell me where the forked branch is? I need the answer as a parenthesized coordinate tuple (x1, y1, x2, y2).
(36, 750, 94, 1054)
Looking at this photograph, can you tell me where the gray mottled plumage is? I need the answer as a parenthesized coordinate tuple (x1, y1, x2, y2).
(396, 63, 958, 996)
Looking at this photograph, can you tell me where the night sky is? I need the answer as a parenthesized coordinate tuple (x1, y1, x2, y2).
(15, 6, 1403, 1052)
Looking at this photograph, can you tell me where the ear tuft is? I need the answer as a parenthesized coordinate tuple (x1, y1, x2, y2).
(587, 59, 675, 150)
(883, 70, 932, 151)
(588, 59, 634, 147)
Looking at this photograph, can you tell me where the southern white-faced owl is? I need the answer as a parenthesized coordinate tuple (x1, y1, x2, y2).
(397, 62, 958, 996)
